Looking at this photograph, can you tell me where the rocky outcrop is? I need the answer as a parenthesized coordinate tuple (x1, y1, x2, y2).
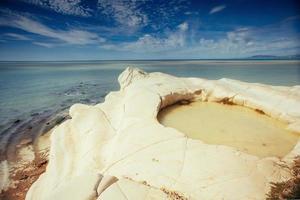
(26, 67, 300, 200)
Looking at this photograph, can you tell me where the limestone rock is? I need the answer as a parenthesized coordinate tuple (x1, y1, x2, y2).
(26, 67, 300, 200)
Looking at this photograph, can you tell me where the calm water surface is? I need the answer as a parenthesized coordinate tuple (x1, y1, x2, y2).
(158, 101, 299, 158)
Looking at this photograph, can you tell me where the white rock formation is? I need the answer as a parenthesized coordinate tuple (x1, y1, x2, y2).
(26, 67, 300, 200)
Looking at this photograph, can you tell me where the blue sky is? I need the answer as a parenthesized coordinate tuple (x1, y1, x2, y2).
(0, 0, 299, 60)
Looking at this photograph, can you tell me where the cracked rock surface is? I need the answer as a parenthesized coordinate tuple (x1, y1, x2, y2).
(26, 67, 300, 200)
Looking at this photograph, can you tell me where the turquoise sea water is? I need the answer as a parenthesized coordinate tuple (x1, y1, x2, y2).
(0, 60, 299, 158)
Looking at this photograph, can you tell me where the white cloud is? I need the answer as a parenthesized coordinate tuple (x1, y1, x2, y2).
(178, 22, 188, 31)
(209, 5, 226, 14)
(33, 42, 55, 48)
(98, 0, 148, 29)
(101, 20, 300, 58)
(101, 22, 189, 52)
(22, 0, 92, 17)
(4, 33, 31, 40)
(0, 10, 105, 45)
(188, 26, 300, 57)
(184, 11, 199, 16)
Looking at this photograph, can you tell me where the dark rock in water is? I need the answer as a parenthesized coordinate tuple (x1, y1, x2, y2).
(55, 116, 66, 124)
(30, 113, 40, 117)
(27, 126, 33, 130)
(81, 98, 91, 103)
(64, 99, 73, 103)
(60, 104, 68, 109)
(14, 119, 21, 124)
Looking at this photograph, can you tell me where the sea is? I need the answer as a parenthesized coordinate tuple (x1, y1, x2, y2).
(0, 60, 299, 159)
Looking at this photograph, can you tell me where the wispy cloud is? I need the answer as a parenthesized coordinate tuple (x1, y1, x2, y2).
(22, 0, 92, 17)
(101, 22, 189, 52)
(209, 5, 226, 15)
(33, 42, 55, 48)
(184, 11, 199, 16)
(185, 24, 300, 57)
(147, 0, 189, 31)
(4, 33, 31, 40)
(283, 15, 300, 22)
(0, 9, 105, 45)
(102, 19, 300, 58)
(97, 0, 148, 29)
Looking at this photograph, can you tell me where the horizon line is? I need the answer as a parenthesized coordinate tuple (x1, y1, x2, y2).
(1, 58, 300, 62)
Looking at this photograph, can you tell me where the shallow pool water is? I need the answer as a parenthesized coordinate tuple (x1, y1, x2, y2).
(158, 101, 299, 158)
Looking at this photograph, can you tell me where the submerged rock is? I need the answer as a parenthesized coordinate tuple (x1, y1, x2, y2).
(26, 67, 300, 200)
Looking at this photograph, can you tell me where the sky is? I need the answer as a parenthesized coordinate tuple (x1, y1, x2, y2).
(0, 0, 299, 60)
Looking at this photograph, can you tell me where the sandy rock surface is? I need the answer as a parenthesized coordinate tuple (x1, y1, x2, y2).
(26, 67, 300, 200)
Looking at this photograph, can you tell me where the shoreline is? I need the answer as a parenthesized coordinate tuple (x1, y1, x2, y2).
(0, 111, 69, 199)
(0, 141, 49, 200)
(0, 110, 69, 162)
